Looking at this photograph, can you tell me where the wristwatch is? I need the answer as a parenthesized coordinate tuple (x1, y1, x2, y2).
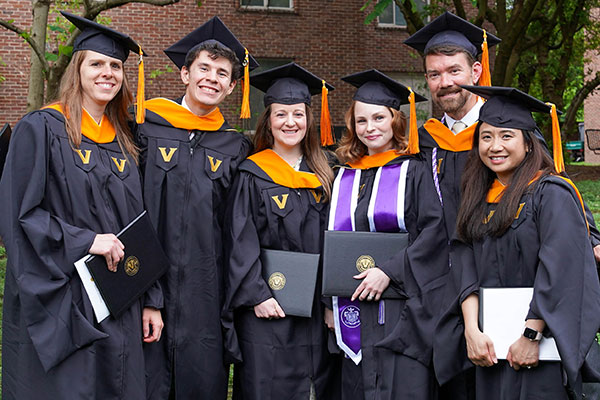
(523, 327, 543, 341)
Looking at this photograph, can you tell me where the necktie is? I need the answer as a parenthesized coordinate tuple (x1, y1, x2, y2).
(451, 120, 467, 134)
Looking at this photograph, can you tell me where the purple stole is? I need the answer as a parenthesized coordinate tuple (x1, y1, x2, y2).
(328, 161, 409, 365)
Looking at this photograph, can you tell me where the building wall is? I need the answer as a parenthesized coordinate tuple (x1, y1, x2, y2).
(0, 0, 425, 131)
(584, 45, 600, 164)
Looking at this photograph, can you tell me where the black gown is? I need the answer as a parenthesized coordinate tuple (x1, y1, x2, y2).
(135, 98, 252, 400)
(329, 151, 449, 400)
(222, 149, 338, 400)
(0, 108, 155, 399)
(434, 175, 600, 399)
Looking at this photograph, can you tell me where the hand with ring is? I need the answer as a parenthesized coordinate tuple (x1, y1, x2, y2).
(351, 267, 391, 302)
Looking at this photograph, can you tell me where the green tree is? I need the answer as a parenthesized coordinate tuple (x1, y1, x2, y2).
(0, 0, 180, 112)
(363, 0, 600, 140)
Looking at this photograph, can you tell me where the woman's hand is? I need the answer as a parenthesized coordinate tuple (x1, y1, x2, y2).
(142, 307, 164, 343)
(351, 267, 391, 302)
(324, 307, 335, 331)
(464, 326, 497, 367)
(507, 336, 539, 370)
(254, 298, 286, 319)
(89, 234, 124, 272)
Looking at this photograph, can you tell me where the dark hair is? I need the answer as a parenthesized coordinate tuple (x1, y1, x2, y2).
(253, 104, 334, 201)
(424, 44, 478, 71)
(56, 50, 138, 161)
(456, 124, 557, 242)
(335, 100, 408, 164)
(183, 41, 242, 81)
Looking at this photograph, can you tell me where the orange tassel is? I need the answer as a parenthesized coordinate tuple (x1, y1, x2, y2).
(320, 80, 334, 146)
(239, 48, 251, 119)
(548, 103, 565, 173)
(479, 30, 492, 87)
(407, 87, 419, 154)
(136, 46, 145, 124)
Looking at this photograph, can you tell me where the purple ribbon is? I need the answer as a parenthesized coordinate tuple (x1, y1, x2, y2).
(373, 164, 402, 232)
(336, 297, 362, 355)
(333, 168, 358, 231)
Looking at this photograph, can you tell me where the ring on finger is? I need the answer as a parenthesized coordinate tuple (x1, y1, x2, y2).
(526, 366, 532, 369)
(367, 294, 375, 301)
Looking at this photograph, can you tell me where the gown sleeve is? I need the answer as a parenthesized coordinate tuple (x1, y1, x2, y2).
(527, 178, 600, 386)
(0, 113, 108, 372)
(221, 171, 273, 363)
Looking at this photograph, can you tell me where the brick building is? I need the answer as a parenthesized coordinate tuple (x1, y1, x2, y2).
(584, 10, 600, 164)
(0, 0, 431, 135)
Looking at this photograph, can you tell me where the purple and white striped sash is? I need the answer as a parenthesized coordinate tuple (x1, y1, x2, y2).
(329, 162, 409, 365)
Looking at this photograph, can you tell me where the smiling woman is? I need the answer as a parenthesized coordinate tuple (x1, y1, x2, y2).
(0, 11, 163, 399)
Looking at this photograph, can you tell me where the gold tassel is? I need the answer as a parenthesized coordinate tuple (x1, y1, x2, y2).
(548, 103, 565, 173)
(408, 87, 419, 154)
(136, 45, 145, 124)
(479, 30, 492, 87)
(239, 48, 251, 119)
(320, 80, 334, 146)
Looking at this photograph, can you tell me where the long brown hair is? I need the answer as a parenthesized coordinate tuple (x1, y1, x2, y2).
(56, 50, 138, 161)
(335, 100, 408, 164)
(456, 124, 557, 242)
(253, 104, 334, 201)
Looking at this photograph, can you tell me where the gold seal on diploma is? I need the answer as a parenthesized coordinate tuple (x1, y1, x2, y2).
(124, 256, 140, 276)
(268, 272, 286, 291)
(356, 255, 375, 273)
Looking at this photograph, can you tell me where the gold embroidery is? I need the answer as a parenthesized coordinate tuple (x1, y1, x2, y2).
(207, 155, 223, 172)
(111, 157, 126, 173)
(483, 210, 495, 224)
(158, 147, 178, 162)
(437, 158, 444, 174)
(515, 203, 526, 219)
(271, 194, 289, 210)
(310, 189, 322, 203)
(75, 149, 91, 164)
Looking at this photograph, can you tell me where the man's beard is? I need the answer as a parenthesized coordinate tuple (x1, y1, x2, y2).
(434, 86, 470, 115)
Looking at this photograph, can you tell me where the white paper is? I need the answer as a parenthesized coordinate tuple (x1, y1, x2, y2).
(75, 255, 110, 323)
(481, 287, 560, 361)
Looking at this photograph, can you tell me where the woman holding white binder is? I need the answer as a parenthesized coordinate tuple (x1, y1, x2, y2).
(435, 86, 600, 399)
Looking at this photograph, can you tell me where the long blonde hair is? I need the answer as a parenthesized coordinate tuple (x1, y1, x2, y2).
(253, 104, 334, 201)
(335, 100, 408, 164)
(56, 50, 138, 161)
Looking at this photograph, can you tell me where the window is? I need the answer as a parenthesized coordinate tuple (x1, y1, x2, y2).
(387, 72, 431, 126)
(240, 0, 293, 9)
(378, 0, 427, 28)
(247, 58, 293, 129)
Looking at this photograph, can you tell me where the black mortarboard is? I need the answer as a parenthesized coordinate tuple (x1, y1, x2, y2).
(250, 62, 334, 107)
(461, 85, 565, 172)
(251, 63, 336, 145)
(61, 11, 143, 62)
(404, 11, 500, 57)
(342, 69, 427, 154)
(341, 69, 427, 110)
(163, 16, 259, 71)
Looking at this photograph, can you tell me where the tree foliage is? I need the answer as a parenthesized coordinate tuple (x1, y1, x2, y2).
(0, 0, 181, 112)
(363, 0, 600, 140)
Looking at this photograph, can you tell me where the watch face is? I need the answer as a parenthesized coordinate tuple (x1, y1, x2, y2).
(523, 327, 540, 340)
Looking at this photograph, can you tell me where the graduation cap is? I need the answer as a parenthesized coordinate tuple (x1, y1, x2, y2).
(342, 69, 428, 154)
(404, 11, 501, 86)
(251, 63, 336, 146)
(164, 16, 259, 119)
(61, 11, 147, 123)
(461, 85, 565, 173)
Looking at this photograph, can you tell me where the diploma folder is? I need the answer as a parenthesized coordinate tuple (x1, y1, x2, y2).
(260, 249, 320, 318)
(322, 230, 409, 298)
(480, 287, 561, 361)
(84, 211, 169, 319)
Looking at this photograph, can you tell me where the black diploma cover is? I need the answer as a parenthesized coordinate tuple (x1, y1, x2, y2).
(322, 230, 408, 298)
(85, 211, 169, 318)
(260, 249, 320, 318)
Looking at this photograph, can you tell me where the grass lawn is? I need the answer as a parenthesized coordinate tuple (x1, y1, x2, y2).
(577, 180, 600, 222)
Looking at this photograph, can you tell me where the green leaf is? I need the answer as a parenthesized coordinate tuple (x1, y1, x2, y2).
(48, 24, 67, 33)
(360, 0, 373, 12)
(197, 0, 203, 6)
(19, 32, 30, 40)
(58, 45, 73, 57)
(45, 52, 58, 62)
(364, 0, 392, 25)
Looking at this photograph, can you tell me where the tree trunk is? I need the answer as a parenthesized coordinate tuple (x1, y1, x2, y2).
(27, 0, 50, 112)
